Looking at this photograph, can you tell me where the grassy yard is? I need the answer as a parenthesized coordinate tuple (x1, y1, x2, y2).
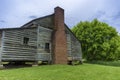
(0, 62, 120, 80)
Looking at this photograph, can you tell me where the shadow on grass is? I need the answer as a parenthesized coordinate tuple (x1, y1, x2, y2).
(3, 64, 32, 70)
(84, 60, 120, 67)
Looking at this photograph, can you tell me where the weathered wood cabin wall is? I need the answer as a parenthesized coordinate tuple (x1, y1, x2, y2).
(0, 32, 2, 62)
(1, 28, 37, 61)
(0, 14, 82, 63)
(31, 15, 54, 61)
(37, 26, 53, 61)
(66, 27, 82, 61)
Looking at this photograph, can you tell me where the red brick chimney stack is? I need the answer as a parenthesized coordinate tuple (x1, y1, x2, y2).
(53, 7, 68, 64)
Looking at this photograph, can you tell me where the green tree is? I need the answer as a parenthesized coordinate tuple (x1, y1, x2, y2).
(72, 19, 120, 61)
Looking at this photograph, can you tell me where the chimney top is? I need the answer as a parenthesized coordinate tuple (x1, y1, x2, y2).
(54, 6, 64, 30)
(55, 6, 64, 11)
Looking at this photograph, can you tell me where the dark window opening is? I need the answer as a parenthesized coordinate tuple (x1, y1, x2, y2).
(38, 44, 40, 47)
(45, 43, 50, 53)
(23, 37, 29, 45)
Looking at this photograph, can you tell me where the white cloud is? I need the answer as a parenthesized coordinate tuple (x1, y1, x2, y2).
(0, 0, 120, 33)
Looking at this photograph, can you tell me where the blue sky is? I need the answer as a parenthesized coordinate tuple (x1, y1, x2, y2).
(0, 0, 120, 33)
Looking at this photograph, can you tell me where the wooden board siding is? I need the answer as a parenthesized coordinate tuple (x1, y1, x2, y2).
(1, 28, 37, 61)
(37, 26, 53, 61)
(22, 15, 54, 30)
(71, 34, 82, 60)
(66, 34, 72, 56)
(35, 15, 54, 29)
(66, 28, 82, 61)
(0, 32, 2, 62)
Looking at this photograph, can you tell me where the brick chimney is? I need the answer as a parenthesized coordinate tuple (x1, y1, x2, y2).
(52, 7, 68, 64)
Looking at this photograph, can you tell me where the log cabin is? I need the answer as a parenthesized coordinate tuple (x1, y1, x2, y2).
(0, 7, 82, 67)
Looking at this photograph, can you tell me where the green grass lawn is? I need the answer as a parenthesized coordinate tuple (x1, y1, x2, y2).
(0, 62, 120, 80)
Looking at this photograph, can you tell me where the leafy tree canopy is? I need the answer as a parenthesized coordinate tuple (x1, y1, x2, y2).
(72, 19, 120, 61)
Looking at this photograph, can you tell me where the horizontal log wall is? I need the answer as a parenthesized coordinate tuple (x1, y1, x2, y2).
(37, 26, 53, 61)
(1, 28, 37, 61)
(66, 28, 82, 60)
(66, 34, 72, 56)
(0, 32, 2, 62)
(71, 34, 82, 60)
(35, 15, 54, 29)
